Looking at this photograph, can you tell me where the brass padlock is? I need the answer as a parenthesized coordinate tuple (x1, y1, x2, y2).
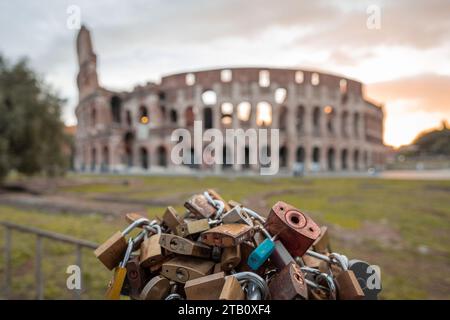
(139, 275, 171, 300)
(159, 234, 211, 258)
(335, 269, 365, 300)
(176, 218, 210, 237)
(184, 194, 217, 218)
(264, 201, 320, 257)
(95, 218, 150, 270)
(184, 272, 226, 300)
(162, 206, 184, 232)
(207, 189, 231, 212)
(270, 240, 295, 270)
(268, 262, 308, 300)
(126, 255, 150, 300)
(313, 226, 331, 254)
(219, 276, 245, 300)
(201, 224, 255, 247)
(140, 231, 164, 268)
(221, 245, 241, 271)
(161, 256, 214, 283)
(125, 212, 147, 224)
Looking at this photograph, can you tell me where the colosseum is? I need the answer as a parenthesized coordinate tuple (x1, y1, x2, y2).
(74, 26, 385, 175)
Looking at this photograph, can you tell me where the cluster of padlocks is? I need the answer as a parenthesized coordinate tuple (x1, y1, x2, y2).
(94, 189, 381, 300)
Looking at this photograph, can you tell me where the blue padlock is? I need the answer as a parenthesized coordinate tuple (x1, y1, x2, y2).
(247, 238, 276, 270)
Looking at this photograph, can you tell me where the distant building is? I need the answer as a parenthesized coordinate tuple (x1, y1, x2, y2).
(74, 26, 385, 174)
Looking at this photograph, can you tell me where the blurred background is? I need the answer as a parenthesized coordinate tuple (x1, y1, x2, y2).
(0, 0, 449, 299)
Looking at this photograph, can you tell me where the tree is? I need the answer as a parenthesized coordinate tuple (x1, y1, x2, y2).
(0, 54, 69, 182)
(411, 121, 450, 156)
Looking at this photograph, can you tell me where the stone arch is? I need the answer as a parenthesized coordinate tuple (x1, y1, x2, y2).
(327, 147, 335, 171)
(296, 146, 305, 163)
(312, 146, 320, 164)
(279, 145, 288, 168)
(353, 149, 360, 170)
(312, 106, 321, 135)
(256, 102, 272, 127)
(157, 145, 167, 167)
(185, 106, 195, 127)
(203, 107, 213, 130)
(341, 111, 349, 137)
(296, 105, 305, 133)
(353, 112, 360, 138)
(279, 106, 288, 131)
(91, 147, 96, 171)
(102, 145, 109, 172)
(110, 95, 122, 123)
(243, 146, 251, 169)
(140, 147, 149, 169)
(341, 148, 348, 170)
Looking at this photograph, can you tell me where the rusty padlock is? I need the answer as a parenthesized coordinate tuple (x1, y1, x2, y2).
(159, 233, 211, 258)
(313, 226, 331, 254)
(270, 240, 295, 270)
(184, 194, 217, 218)
(126, 255, 150, 299)
(139, 275, 171, 300)
(140, 225, 164, 268)
(268, 262, 308, 300)
(162, 206, 184, 232)
(94, 218, 150, 270)
(201, 224, 255, 247)
(184, 272, 226, 300)
(161, 256, 214, 283)
(221, 245, 241, 271)
(264, 201, 320, 257)
(176, 218, 210, 237)
(219, 276, 245, 300)
(331, 254, 365, 300)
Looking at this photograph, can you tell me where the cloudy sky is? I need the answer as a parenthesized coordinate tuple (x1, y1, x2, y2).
(1, 0, 449, 147)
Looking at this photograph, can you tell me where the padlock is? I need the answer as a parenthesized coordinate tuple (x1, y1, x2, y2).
(161, 256, 214, 283)
(237, 242, 264, 274)
(264, 201, 320, 257)
(270, 240, 295, 270)
(330, 254, 364, 300)
(221, 245, 241, 271)
(201, 224, 255, 247)
(219, 276, 245, 300)
(347, 259, 381, 300)
(312, 226, 331, 254)
(247, 227, 276, 270)
(184, 194, 217, 218)
(159, 234, 211, 258)
(140, 225, 164, 268)
(211, 246, 222, 263)
(139, 275, 171, 300)
(269, 262, 308, 300)
(162, 206, 184, 232)
(227, 199, 242, 209)
(207, 189, 231, 212)
(126, 255, 150, 299)
(221, 206, 253, 226)
(184, 272, 226, 300)
(125, 212, 147, 224)
(176, 218, 210, 237)
(105, 238, 134, 300)
(303, 254, 322, 269)
(95, 218, 150, 270)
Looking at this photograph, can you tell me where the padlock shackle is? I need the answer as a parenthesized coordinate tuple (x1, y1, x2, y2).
(119, 238, 134, 268)
(233, 272, 270, 300)
(242, 207, 266, 224)
(122, 217, 151, 235)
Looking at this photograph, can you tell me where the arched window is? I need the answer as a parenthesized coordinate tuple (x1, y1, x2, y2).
(279, 106, 288, 131)
(157, 146, 167, 167)
(201, 90, 217, 105)
(341, 111, 349, 137)
(353, 149, 360, 170)
(327, 148, 335, 171)
(221, 103, 233, 127)
(203, 107, 213, 129)
(140, 147, 149, 169)
(110, 96, 122, 123)
(139, 105, 149, 124)
(170, 109, 178, 124)
(185, 106, 195, 127)
(91, 108, 96, 127)
(324, 106, 335, 134)
(102, 146, 109, 172)
(353, 112, 360, 138)
(296, 105, 305, 133)
(124, 132, 134, 167)
(279, 146, 288, 168)
(296, 147, 305, 163)
(312, 147, 320, 164)
(91, 147, 96, 171)
(256, 102, 272, 127)
(341, 149, 348, 170)
(275, 88, 287, 104)
(243, 146, 251, 169)
(313, 106, 321, 136)
(237, 102, 251, 122)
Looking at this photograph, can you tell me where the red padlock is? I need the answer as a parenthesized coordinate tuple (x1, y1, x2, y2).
(264, 201, 320, 257)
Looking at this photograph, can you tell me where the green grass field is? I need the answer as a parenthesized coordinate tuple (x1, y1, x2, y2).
(0, 175, 449, 299)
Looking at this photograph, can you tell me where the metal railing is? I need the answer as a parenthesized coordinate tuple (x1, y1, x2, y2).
(1, 221, 99, 300)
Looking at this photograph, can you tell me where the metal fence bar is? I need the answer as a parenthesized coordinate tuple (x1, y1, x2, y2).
(3, 226, 11, 299)
(0, 221, 99, 300)
(35, 235, 43, 300)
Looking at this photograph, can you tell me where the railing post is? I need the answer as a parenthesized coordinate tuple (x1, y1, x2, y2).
(3, 226, 11, 299)
(35, 235, 44, 300)
(74, 244, 82, 300)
